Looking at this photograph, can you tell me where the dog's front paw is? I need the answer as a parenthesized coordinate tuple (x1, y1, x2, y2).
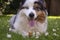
(22, 31, 28, 37)
(35, 32, 40, 38)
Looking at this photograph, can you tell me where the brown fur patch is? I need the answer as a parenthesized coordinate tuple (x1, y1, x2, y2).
(34, 3, 46, 23)
(29, 32, 33, 37)
(36, 11, 46, 23)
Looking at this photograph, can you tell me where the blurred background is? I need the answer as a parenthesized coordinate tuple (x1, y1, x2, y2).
(0, 0, 60, 16)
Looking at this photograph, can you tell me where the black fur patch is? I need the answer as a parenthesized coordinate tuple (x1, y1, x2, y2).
(34, 0, 46, 10)
(20, 0, 26, 7)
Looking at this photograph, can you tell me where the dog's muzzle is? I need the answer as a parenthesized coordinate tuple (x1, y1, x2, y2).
(28, 13, 36, 27)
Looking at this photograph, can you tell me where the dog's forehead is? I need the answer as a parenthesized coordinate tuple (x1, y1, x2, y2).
(22, 0, 38, 7)
(20, 0, 44, 7)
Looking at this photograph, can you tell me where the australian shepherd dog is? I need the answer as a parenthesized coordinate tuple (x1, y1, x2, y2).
(9, 0, 48, 38)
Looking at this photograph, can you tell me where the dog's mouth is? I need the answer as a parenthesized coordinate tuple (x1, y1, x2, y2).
(28, 18, 36, 27)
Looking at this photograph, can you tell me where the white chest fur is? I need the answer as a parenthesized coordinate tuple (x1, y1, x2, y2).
(13, 13, 47, 35)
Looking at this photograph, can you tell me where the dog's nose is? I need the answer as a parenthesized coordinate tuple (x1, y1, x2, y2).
(29, 13, 34, 18)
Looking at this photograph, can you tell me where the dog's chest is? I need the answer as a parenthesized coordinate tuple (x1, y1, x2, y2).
(19, 19, 43, 30)
(15, 15, 47, 32)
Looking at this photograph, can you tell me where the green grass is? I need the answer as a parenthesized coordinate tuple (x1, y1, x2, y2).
(0, 16, 60, 40)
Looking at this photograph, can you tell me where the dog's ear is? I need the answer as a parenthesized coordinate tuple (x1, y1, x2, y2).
(39, 0, 46, 10)
(43, 0, 46, 9)
(20, 0, 26, 7)
(19, 0, 26, 10)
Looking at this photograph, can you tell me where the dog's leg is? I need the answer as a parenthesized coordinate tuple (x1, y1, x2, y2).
(22, 31, 29, 37)
(35, 32, 40, 38)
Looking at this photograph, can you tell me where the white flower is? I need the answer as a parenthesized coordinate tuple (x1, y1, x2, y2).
(45, 32, 49, 36)
(52, 29, 56, 32)
(53, 33, 59, 36)
(9, 28, 12, 31)
(7, 34, 11, 38)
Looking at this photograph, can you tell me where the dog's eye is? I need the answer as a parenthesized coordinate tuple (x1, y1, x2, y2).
(34, 7, 41, 11)
(34, 7, 44, 11)
(21, 7, 29, 9)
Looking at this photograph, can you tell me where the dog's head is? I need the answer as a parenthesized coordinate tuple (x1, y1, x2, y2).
(19, 0, 47, 24)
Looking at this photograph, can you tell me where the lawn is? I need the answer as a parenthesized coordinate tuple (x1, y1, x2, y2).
(0, 15, 60, 40)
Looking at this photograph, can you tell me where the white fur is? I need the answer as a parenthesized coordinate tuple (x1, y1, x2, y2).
(11, 10, 47, 37)
(10, 0, 48, 37)
(23, 0, 37, 7)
